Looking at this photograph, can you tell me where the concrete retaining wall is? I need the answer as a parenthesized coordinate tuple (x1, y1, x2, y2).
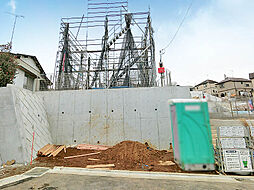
(0, 85, 52, 164)
(0, 87, 25, 164)
(39, 86, 191, 149)
(0, 85, 190, 164)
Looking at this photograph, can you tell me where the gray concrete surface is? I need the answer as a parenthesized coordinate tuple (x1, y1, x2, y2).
(2, 173, 254, 190)
(0, 85, 52, 164)
(0, 85, 190, 164)
(39, 86, 190, 149)
(0, 87, 26, 164)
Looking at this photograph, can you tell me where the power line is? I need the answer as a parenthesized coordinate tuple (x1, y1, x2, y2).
(162, 0, 193, 51)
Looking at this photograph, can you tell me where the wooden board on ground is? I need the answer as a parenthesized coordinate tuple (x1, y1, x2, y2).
(44, 145, 58, 156)
(77, 144, 110, 151)
(158, 161, 175, 166)
(86, 164, 115, 169)
(88, 158, 100, 161)
(40, 145, 55, 156)
(37, 144, 51, 155)
(64, 152, 101, 159)
(49, 145, 65, 157)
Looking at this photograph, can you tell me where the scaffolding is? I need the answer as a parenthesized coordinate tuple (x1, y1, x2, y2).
(53, 0, 157, 90)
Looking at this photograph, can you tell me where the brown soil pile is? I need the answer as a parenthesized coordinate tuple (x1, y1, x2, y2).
(102, 141, 163, 163)
(100, 141, 177, 171)
(36, 141, 215, 174)
(35, 141, 181, 172)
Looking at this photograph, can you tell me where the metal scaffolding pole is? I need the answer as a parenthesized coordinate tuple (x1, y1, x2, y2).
(53, 0, 156, 90)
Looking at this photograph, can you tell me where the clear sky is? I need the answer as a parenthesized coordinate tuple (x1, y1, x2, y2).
(1, 0, 254, 86)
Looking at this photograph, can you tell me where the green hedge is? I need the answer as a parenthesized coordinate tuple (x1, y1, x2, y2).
(0, 53, 17, 87)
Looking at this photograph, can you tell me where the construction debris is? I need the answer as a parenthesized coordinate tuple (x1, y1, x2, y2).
(158, 161, 175, 166)
(86, 164, 115, 169)
(88, 158, 100, 161)
(37, 144, 66, 157)
(77, 144, 110, 151)
(5, 160, 15, 166)
(64, 152, 101, 159)
(49, 145, 65, 157)
(36, 141, 187, 173)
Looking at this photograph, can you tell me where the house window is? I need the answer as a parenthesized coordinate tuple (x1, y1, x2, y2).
(220, 84, 224, 88)
(246, 84, 250, 87)
(241, 82, 243, 84)
(23, 73, 34, 91)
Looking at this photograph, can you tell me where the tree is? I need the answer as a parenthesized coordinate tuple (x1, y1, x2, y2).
(0, 53, 17, 87)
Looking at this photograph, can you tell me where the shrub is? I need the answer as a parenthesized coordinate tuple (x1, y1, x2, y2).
(0, 53, 17, 87)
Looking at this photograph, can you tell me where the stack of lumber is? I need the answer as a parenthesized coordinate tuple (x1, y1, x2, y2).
(77, 144, 110, 151)
(37, 144, 66, 157)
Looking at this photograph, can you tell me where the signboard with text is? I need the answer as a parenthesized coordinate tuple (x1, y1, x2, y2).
(223, 149, 252, 172)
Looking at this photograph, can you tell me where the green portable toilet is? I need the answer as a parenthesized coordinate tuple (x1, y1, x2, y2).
(169, 99, 215, 171)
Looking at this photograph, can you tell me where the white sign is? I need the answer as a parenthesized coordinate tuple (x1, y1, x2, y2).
(185, 105, 200, 111)
(223, 149, 252, 172)
(219, 126, 246, 137)
(220, 138, 246, 149)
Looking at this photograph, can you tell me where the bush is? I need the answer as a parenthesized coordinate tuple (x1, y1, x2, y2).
(0, 53, 17, 87)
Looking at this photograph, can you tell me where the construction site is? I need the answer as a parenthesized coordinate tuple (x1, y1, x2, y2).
(1, 0, 254, 189)
(53, 0, 158, 90)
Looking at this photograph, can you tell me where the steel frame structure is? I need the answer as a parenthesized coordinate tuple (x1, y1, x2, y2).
(53, 0, 156, 90)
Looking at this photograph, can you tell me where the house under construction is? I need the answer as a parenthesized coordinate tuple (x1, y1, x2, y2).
(53, 0, 157, 90)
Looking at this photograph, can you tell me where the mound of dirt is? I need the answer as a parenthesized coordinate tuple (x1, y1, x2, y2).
(35, 141, 199, 173)
(101, 141, 166, 165)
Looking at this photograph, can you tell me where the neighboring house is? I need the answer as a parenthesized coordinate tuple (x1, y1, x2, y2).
(13, 53, 51, 91)
(249, 72, 254, 97)
(216, 77, 253, 98)
(193, 79, 218, 96)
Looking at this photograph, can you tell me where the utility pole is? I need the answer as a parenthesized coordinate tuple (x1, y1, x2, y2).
(158, 49, 165, 87)
(6, 12, 24, 51)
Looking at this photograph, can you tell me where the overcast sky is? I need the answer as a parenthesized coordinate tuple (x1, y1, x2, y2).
(1, 0, 253, 86)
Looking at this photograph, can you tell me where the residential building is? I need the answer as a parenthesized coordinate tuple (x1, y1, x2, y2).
(13, 53, 50, 91)
(193, 79, 218, 96)
(216, 77, 253, 97)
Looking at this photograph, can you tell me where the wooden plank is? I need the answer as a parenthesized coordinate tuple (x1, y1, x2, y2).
(158, 161, 175, 166)
(86, 164, 115, 168)
(47, 146, 59, 157)
(48, 145, 61, 157)
(37, 144, 50, 155)
(88, 158, 100, 161)
(77, 144, 110, 151)
(44, 145, 57, 156)
(51, 145, 65, 157)
(64, 152, 101, 159)
(41, 145, 55, 156)
(39, 144, 52, 154)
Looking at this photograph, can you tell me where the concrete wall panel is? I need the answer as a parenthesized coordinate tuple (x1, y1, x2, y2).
(0, 87, 25, 164)
(39, 86, 191, 150)
(0, 85, 52, 164)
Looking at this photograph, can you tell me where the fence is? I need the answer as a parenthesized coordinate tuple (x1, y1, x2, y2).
(208, 96, 254, 119)
(190, 91, 254, 119)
